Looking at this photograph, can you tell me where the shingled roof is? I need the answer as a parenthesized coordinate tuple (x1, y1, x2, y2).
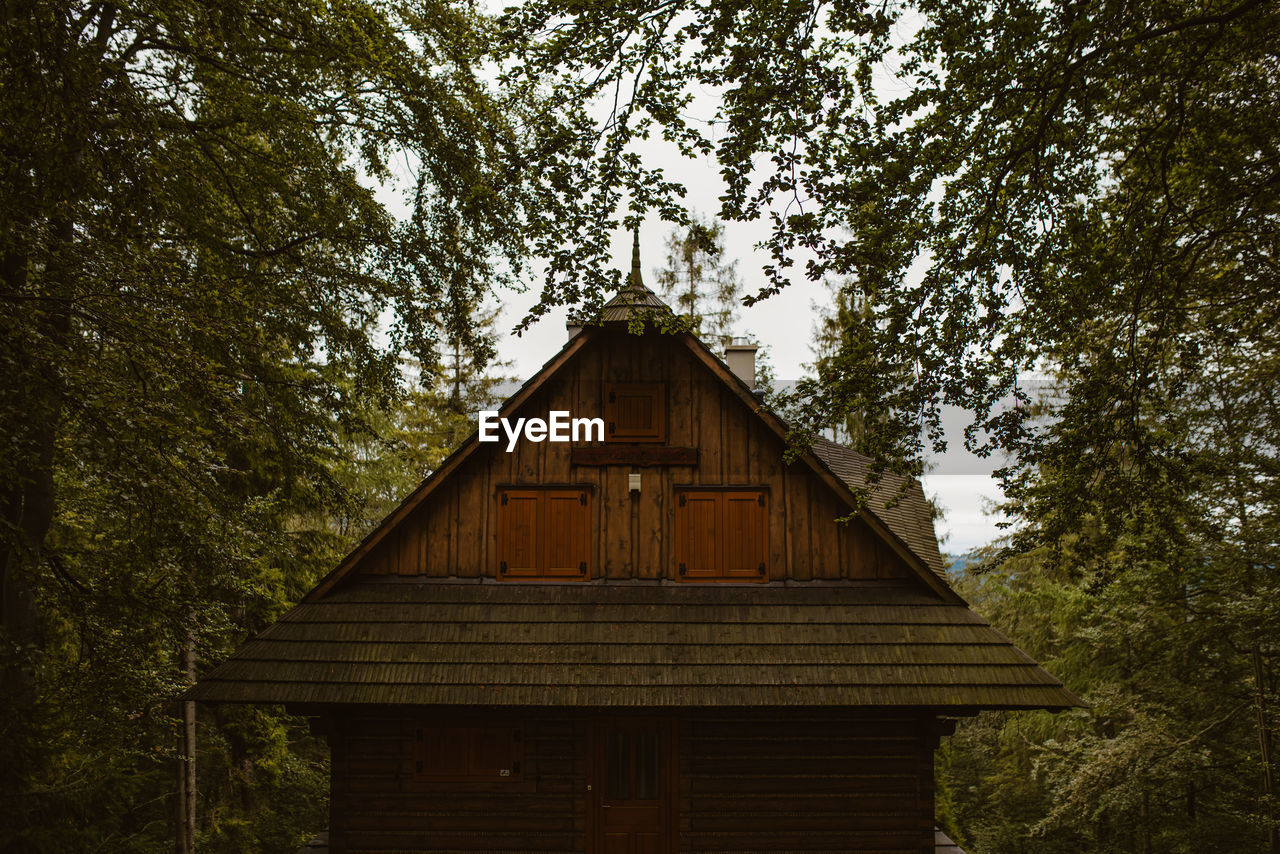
(810, 437, 947, 581)
(188, 580, 1080, 709)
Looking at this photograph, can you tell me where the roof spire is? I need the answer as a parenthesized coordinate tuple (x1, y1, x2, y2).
(598, 226, 672, 321)
(627, 227, 642, 288)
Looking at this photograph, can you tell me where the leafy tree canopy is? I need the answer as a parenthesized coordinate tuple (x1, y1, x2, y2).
(1, 0, 544, 847)
(499, 11, 1280, 843)
(498, 0, 1279, 534)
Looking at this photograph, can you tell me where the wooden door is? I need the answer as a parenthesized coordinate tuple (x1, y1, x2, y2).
(589, 718, 675, 854)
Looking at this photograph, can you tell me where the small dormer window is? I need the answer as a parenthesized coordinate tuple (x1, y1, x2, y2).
(604, 383, 666, 442)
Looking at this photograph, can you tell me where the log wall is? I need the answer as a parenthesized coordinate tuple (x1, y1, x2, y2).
(326, 709, 939, 854)
(329, 710, 587, 853)
(678, 712, 938, 853)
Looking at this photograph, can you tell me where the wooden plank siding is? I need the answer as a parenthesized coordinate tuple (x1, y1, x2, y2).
(351, 332, 912, 583)
(327, 709, 939, 854)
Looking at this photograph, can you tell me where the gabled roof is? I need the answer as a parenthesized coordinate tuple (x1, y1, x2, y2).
(306, 267, 959, 602)
(187, 580, 1082, 709)
(191, 247, 1083, 713)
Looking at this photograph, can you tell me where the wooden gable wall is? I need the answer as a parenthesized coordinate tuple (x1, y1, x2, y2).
(350, 331, 915, 583)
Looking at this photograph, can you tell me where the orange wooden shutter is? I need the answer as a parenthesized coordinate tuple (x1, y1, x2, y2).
(676, 489, 768, 580)
(498, 487, 589, 579)
(722, 491, 768, 578)
(544, 489, 590, 577)
(604, 383, 666, 442)
(498, 490, 541, 577)
(676, 492, 721, 578)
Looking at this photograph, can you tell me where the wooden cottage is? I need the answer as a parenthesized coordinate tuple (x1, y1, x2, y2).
(190, 245, 1080, 853)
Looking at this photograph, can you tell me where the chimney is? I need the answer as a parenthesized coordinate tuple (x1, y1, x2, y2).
(566, 307, 589, 340)
(724, 338, 758, 388)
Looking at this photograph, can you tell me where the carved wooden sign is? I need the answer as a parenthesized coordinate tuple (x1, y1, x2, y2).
(570, 445, 698, 467)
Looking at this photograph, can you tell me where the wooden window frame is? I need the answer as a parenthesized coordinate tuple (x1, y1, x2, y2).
(495, 485, 592, 581)
(674, 486, 770, 582)
(411, 721, 528, 787)
(603, 382, 667, 443)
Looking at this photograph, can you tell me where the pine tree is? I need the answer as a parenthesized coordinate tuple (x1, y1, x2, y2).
(654, 214, 743, 347)
(807, 280, 872, 445)
(338, 299, 516, 534)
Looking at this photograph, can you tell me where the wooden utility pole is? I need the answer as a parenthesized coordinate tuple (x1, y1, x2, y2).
(176, 628, 196, 854)
(1252, 643, 1277, 854)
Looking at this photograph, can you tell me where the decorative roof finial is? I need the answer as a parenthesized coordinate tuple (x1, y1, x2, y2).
(599, 226, 675, 320)
(628, 227, 642, 288)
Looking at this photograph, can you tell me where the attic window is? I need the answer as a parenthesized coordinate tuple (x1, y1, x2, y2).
(413, 724, 523, 782)
(674, 488, 770, 581)
(604, 383, 666, 442)
(496, 487, 590, 580)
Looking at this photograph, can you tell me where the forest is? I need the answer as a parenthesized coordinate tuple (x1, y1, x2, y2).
(1, 0, 1275, 851)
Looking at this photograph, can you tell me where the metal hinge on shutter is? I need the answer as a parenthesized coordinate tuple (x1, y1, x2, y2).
(501, 493, 508, 505)
(499, 561, 508, 574)
(608, 421, 616, 434)
(678, 494, 686, 506)
(608, 390, 616, 403)
(757, 563, 766, 575)
(679, 563, 687, 576)
(578, 561, 587, 574)
(757, 494, 765, 506)
(579, 493, 587, 505)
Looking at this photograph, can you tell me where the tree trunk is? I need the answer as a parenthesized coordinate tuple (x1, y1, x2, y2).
(1141, 789, 1152, 854)
(1, 230, 68, 708)
(0, 482, 45, 706)
(0, 0, 92, 701)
